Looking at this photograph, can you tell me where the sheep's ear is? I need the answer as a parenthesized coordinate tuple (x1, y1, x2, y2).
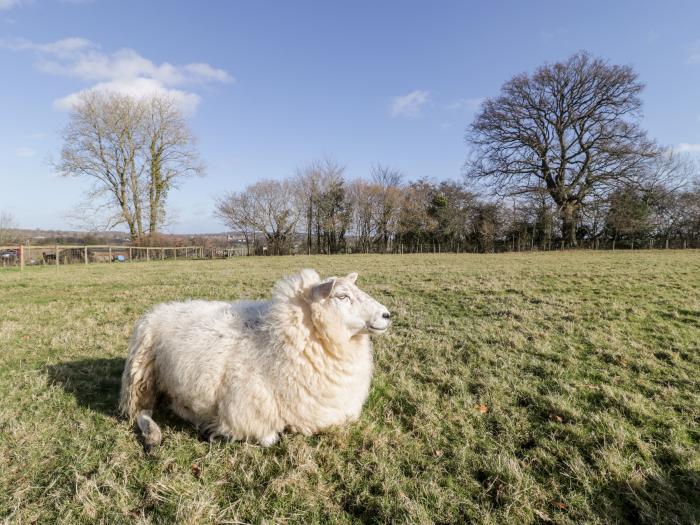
(346, 272, 358, 284)
(311, 278, 336, 301)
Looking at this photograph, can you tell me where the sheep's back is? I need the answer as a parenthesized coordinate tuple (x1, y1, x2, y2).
(147, 300, 266, 416)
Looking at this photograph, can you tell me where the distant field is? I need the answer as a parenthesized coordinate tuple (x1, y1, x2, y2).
(0, 252, 698, 524)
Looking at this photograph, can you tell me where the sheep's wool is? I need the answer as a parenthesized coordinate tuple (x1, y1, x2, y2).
(119, 269, 391, 447)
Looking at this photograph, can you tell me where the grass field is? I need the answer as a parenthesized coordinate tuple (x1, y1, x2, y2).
(0, 252, 698, 524)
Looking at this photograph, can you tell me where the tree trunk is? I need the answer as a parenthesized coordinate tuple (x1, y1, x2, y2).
(243, 232, 250, 256)
(306, 201, 312, 255)
(560, 204, 577, 248)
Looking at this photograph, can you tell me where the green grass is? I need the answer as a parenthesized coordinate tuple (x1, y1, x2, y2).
(0, 252, 698, 524)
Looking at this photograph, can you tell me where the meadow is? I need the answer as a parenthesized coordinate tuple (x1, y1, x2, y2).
(0, 252, 698, 524)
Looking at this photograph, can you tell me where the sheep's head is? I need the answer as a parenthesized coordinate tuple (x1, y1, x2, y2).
(309, 272, 391, 340)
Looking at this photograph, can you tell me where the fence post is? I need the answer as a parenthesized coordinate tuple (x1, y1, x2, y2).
(174, 248, 177, 260)
(84, 246, 88, 265)
(19, 244, 24, 272)
(55, 245, 59, 269)
(146, 248, 150, 262)
(109, 246, 112, 262)
(161, 248, 164, 260)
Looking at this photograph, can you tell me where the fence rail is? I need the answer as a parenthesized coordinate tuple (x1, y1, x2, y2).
(2, 240, 698, 271)
(0, 244, 230, 271)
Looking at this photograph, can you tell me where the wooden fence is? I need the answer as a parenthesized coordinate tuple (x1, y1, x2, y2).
(0, 244, 220, 271)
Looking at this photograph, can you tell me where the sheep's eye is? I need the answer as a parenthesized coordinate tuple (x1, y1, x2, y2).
(336, 294, 350, 301)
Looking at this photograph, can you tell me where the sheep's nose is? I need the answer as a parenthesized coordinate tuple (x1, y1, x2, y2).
(382, 311, 391, 319)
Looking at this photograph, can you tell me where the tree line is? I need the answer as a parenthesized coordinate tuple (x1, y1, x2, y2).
(53, 51, 699, 253)
(214, 158, 700, 255)
(216, 51, 699, 254)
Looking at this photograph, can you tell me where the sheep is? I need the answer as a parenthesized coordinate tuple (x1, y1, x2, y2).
(119, 269, 391, 449)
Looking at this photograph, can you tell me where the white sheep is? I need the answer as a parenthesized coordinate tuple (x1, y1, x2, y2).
(119, 269, 391, 449)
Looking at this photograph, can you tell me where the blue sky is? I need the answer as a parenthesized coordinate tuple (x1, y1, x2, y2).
(2, 0, 700, 233)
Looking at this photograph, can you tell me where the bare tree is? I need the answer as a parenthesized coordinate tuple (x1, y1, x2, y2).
(247, 180, 300, 255)
(317, 160, 350, 254)
(348, 179, 379, 253)
(370, 164, 403, 252)
(675, 184, 700, 245)
(395, 179, 437, 251)
(57, 91, 145, 241)
(214, 191, 257, 255)
(295, 158, 348, 254)
(468, 52, 658, 247)
(0, 211, 17, 244)
(56, 91, 202, 243)
(296, 163, 322, 254)
(472, 202, 503, 253)
(142, 95, 204, 237)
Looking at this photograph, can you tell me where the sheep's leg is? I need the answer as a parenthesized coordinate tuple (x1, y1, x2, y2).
(198, 425, 220, 443)
(136, 410, 162, 452)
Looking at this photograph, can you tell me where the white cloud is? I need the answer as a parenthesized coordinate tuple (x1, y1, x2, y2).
(16, 146, 36, 157)
(0, 0, 21, 10)
(2, 37, 233, 112)
(1, 36, 95, 57)
(54, 78, 201, 114)
(676, 143, 700, 153)
(687, 41, 700, 64)
(182, 63, 233, 84)
(447, 97, 485, 112)
(390, 90, 430, 118)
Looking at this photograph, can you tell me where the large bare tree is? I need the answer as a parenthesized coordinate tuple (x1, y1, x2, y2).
(57, 92, 145, 240)
(467, 52, 658, 246)
(56, 91, 202, 243)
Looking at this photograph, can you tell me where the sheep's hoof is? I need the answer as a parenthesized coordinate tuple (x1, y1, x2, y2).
(259, 433, 279, 447)
(198, 430, 213, 443)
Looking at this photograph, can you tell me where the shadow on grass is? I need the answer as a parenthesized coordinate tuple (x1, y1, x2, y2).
(597, 467, 700, 525)
(46, 357, 125, 417)
(45, 357, 199, 439)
